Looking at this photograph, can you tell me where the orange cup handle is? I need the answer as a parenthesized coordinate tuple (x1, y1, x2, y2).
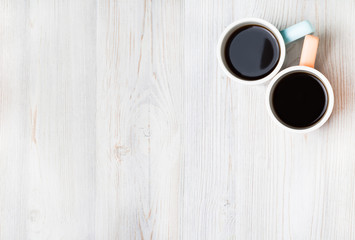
(299, 35, 319, 68)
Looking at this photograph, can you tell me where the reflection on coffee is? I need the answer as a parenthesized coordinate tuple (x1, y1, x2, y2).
(272, 72, 328, 128)
(224, 25, 280, 80)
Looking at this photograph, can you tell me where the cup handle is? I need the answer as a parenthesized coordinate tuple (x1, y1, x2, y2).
(280, 20, 314, 44)
(299, 35, 319, 68)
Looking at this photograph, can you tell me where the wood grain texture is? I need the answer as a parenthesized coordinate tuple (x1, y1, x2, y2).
(95, 0, 182, 239)
(0, 0, 96, 239)
(1, 0, 355, 239)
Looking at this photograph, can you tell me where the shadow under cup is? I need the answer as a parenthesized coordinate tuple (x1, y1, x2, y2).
(269, 71, 329, 129)
(223, 24, 281, 80)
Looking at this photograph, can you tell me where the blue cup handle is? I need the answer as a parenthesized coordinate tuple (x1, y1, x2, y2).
(280, 20, 315, 44)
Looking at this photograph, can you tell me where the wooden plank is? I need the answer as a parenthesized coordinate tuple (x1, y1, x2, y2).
(95, 0, 183, 239)
(0, 0, 97, 239)
(181, 0, 237, 239)
(0, 1, 29, 239)
(27, 0, 97, 238)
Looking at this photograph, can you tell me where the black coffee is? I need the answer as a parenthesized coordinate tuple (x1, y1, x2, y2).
(272, 72, 328, 128)
(224, 25, 280, 80)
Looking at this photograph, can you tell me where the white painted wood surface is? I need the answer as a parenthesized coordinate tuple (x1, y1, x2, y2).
(0, 0, 355, 239)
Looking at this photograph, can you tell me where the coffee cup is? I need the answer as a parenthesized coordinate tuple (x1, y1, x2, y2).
(217, 18, 314, 85)
(266, 35, 334, 133)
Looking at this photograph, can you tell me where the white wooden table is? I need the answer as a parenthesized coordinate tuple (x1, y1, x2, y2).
(1, 0, 355, 239)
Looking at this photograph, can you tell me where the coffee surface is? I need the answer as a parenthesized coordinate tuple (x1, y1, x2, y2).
(224, 25, 280, 80)
(272, 72, 328, 128)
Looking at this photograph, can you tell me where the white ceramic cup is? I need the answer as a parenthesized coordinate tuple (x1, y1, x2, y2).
(266, 36, 334, 133)
(217, 18, 314, 85)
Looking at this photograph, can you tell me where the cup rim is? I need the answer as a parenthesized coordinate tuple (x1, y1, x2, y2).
(265, 66, 334, 133)
(216, 18, 286, 85)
